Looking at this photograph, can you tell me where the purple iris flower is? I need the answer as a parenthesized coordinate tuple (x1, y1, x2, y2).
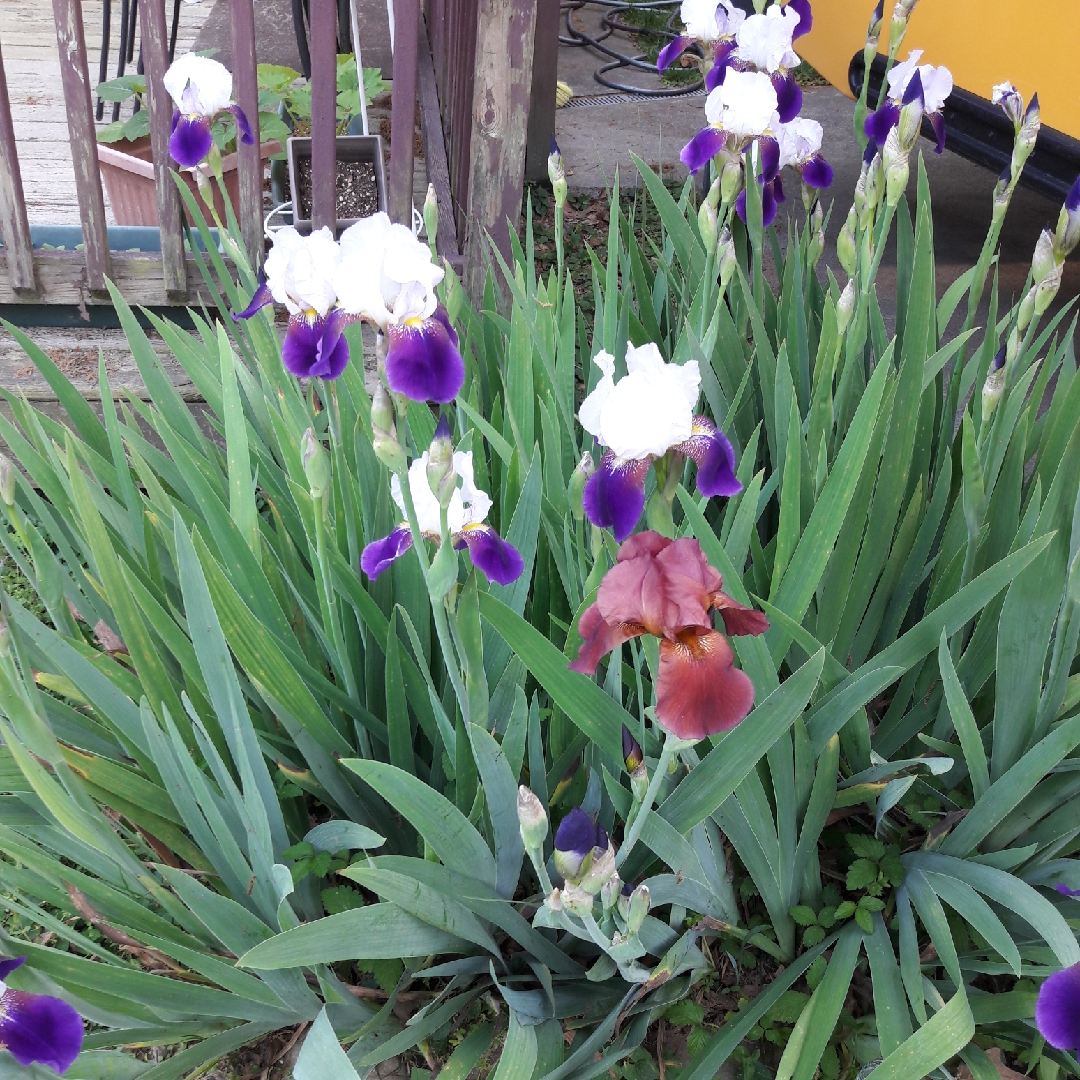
(162, 54, 253, 169)
(231, 227, 354, 380)
(865, 51, 953, 154)
(0, 957, 83, 1073)
(1036, 961, 1080, 1050)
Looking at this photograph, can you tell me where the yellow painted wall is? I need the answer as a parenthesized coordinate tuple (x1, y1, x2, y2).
(795, 0, 1080, 140)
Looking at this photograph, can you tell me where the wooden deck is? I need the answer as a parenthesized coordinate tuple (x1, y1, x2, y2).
(0, 0, 210, 224)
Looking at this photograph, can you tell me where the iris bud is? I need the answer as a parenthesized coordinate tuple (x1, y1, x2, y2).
(578, 841, 617, 894)
(836, 280, 856, 336)
(426, 414, 457, 507)
(0, 454, 15, 507)
(568, 453, 595, 520)
(1032, 228, 1056, 285)
(883, 128, 910, 207)
(1054, 177, 1080, 260)
(561, 882, 594, 918)
(601, 873, 623, 913)
(897, 84, 925, 154)
(517, 786, 549, 852)
(1012, 94, 1040, 174)
(1017, 286, 1036, 335)
(718, 227, 738, 294)
(300, 429, 330, 500)
(698, 199, 718, 256)
(630, 762, 649, 803)
(548, 137, 567, 208)
(720, 154, 743, 204)
(554, 807, 603, 883)
(626, 884, 650, 935)
(982, 346, 1006, 420)
(371, 384, 395, 436)
(622, 726, 643, 772)
(424, 183, 439, 257)
(617, 882, 633, 921)
(373, 431, 407, 474)
(992, 82, 1024, 129)
(1033, 261, 1063, 319)
(838, 207, 858, 276)
(864, 0, 884, 49)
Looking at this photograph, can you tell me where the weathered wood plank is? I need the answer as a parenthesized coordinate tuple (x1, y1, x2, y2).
(462, 0, 538, 300)
(0, 35, 36, 292)
(229, 0, 262, 267)
(310, 0, 337, 232)
(524, 0, 558, 181)
(389, 0, 420, 225)
(137, 0, 185, 297)
(51, 0, 110, 289)
(0, 250, 231, 307)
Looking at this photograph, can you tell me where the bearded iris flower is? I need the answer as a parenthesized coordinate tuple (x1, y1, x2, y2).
(577, 343, 740, 540)
(232, 227, 352, 379)
(335, 213, 464, 403)
(570, 533, 768, 741)
(1036, 961, 1080, 1050)
(864, 50, 953, 153)
(657, 0, 745, 91)
(0, 957, 83, 1073)
(163, 53, 253, 168)
(360, 447, 523, 585)
(733, 3, 806, 121)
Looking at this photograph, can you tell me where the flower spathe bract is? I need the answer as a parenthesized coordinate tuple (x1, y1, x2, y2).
(578, 344, 741, 539)
(232, 227, 353, 379)
(360, 451, 523, 585)
(0, 957, 83, 1073)
(570, 532, 768, 740)
(336, 214, 464, 403)
(163, 53, 252, 168)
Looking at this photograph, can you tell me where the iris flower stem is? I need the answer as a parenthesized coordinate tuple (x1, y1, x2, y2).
(579, 911, 614, 952)
(326, 382, 361, 566)
(554, 199, 565, 310)
(616, 735, 679, 869)
(396, 470, 470, 725)
(528, 847, 554, 895)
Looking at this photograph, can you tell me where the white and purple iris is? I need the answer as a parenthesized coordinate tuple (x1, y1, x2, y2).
(659, 0, 810, 102)
(233, 226, 351, 379)
(163, 53, 253, 169)
(336, 213, 464, 403)
(578, 343, 740, 541)
(360, 432, 524, 585)
(0, 957, 83, 1073)
(553, 807, 610, 885)
(865, 50, 953, 153)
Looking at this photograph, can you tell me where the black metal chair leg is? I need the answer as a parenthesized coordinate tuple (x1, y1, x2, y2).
(292, 0, 312, 78)
(126, 0, 138, 64)
(168, 0, 181, 60)
(97, 0, 110, 120)
(112, 0, 129, 121)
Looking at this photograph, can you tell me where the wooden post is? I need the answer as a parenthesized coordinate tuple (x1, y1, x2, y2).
(137, 0, 186, 297)
(524, 0, 558, 181)
(462, 0, 538, 300)
(311, 0, 338, 232)
(230, 0, 263, 267)
(0, 36, 36, 292)
(388, 0, 419, 225)
(52, 0, 111, 292)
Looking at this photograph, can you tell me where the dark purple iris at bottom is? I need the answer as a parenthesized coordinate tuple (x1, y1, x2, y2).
(1036, 961, 1080, 1050)
(384, 307, 466, 404)
(583, 454, 651, 542)
(282, 309, 351, 380)
(681, 127, 726, 174)
(683, 417, 742, 497)
(801, 154, 834, 190)
(0, 957, 84, 1073)
(360, 526, 414, 579)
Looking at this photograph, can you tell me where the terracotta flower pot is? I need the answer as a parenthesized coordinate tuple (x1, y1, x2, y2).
(97, 137, 282, 227)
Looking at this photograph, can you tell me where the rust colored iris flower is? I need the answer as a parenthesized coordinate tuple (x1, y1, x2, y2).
(569, 532, 768, 741)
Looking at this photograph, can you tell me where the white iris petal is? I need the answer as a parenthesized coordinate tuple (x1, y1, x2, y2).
(264, 226, 340, 316)
(777, 116, 823, 168)
(715, 69, 778, 137)
(734, 5, 799, 73)
(885, 50, 923, 99)
(578, 350, 617, 441)
(163, 53, 233, 116)
(392, 451, 491, 534)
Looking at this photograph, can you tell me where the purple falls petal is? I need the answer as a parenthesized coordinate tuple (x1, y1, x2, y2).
(232, 277, 273, 320)
(787, 0, 813, 38)
(680, 127, 726, 175)
(228, 104, 254, 145)
(281, 312, 350, 380)
(773, 174, 786, 204)
(0, 988, 84, 1073)
(761, 181, 779, 227)
(457, 525, 524, 585)
(773, 73, 803, 124)
(657, 35, 691, 73)
(1036, 962, 1080, 1050)
(582, 451, 650, 542)
(758, 135, 780, 183)
(168, 114, 213, 168)
(705, 40, 736, 92)
(385, 312, 465, 404)
(360, 526, 413, 579)
(801, 153, 834, 189)
(0, 959, 25, 982)
(864, 101, 899, 148)
(928, 110, 947, 153)
(678, 417, 742, 497)
(555, 807, 597, 861)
